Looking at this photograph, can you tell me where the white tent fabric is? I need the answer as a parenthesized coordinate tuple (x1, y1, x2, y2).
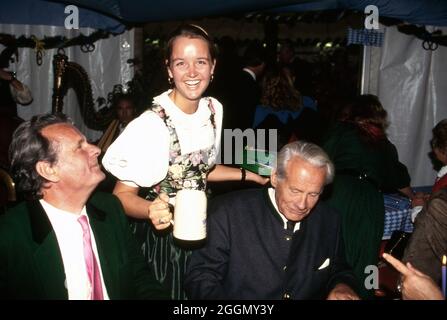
(366, 25, 447, 186)
(0, 24, 134, 141)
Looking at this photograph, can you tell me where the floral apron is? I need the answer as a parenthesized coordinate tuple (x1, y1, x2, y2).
(130, 98, 217, 300)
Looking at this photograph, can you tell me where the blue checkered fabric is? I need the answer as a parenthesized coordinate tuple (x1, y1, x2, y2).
(383, 193, 414, 240)
(347, 28, 384, 47)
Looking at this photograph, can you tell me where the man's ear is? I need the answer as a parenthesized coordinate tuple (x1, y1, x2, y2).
(270, 169, 278, 188)
(35, 161, 59, 183)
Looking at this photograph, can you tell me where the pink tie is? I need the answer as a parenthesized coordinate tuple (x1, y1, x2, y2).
(78, 215, 104, 300)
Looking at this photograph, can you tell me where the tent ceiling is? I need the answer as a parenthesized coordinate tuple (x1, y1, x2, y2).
(46, 0, 309, 22)
(0, 0, 125, 33)
(47, 0, 447, 26)
(1, 0, 446, 33)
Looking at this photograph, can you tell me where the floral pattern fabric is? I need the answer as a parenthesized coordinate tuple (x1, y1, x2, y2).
(131, 98, 217, 300)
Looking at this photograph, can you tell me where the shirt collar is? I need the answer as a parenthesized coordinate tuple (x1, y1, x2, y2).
(40, 199, 88, 223)
(438, 165, 447, 178)
(268, 187, 300, 231)
(152, 90, 210, 126)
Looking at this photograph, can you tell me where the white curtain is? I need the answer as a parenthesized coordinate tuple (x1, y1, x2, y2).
(366, 25, 447, 186)
(0, 24, 134, 141)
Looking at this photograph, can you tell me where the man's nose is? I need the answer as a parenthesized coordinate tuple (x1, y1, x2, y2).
(295, 194, 307, 210)
(88, 143, 101, 157)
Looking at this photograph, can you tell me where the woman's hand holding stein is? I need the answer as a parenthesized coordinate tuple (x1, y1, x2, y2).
(149, 193, 173, 230)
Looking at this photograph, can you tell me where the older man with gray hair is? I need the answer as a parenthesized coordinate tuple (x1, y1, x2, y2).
(185, 141, 359, 300)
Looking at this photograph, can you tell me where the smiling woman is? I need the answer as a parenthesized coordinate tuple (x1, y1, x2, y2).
(102, 24, 268, 299)
(166, 34, 216, 113)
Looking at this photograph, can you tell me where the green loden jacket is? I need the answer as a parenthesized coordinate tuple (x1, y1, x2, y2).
(0, 192, 169, 300)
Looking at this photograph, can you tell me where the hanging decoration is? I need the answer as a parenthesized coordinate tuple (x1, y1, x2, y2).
(379, 17, 447, 51)
(397, 24, 447, 51)
(0, 30, 113, 65)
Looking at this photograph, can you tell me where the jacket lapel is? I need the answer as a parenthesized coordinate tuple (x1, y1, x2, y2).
(86, 201, 120, 299)
(27, 201, 68, 299)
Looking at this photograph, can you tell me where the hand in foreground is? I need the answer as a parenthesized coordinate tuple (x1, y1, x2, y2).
(148, 193, 173, 230)
(247, 171, 270, 185)
(327, 283, 360, 300)
(0, 68, 13, 81)
(382, 253, 444, 300)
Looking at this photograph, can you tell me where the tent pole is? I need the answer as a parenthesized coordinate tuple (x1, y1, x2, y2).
(360, 45, 371, 94)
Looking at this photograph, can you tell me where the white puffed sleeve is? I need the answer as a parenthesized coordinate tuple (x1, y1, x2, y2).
(102, 111, 170, 188)
(210, 97, 223, 152)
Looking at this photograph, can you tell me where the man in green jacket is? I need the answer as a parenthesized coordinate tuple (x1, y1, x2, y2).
(0, 113, 169, 300)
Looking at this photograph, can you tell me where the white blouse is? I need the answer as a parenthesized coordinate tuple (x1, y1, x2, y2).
(102, 90, 223, 188)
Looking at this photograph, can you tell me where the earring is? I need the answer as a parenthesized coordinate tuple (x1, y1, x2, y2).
(168, 77, 173, 85)
(210, 74, 214, 82)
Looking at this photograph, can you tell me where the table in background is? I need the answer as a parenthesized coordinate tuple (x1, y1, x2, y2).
(382, 186, 432, 240)
(383, 193, 413, 240)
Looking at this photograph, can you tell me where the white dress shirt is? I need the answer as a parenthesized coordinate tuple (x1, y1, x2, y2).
(437, 165, 447, 181)
(102, 90, 223, 188)
(268, 188, 300, 232)
(40, 200, 110, 300)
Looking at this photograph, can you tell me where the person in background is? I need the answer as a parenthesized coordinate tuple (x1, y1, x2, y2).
(96, 94, 137, 193)
(225, 42, 266, 132)
(401, 120, 447, 288)
(430, 119, 447, 193)
(321, 94, 413, 299)
(0, 113, 168, 299)
(253, 67, 302, 149)
(185, 141, 359, 300)
(402, 186, 447, 287)
(383, 253, 444, 300)
(0, 63, 33, 170)
(277, 41, 313, 97)
(411, 119, 447, 221)
(102, 24, 268, 299)
(259, 67, 302, 112)
(0, 67, 33, 117)
(430, 120, 447, 192)
(97, 93, 137, 153)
